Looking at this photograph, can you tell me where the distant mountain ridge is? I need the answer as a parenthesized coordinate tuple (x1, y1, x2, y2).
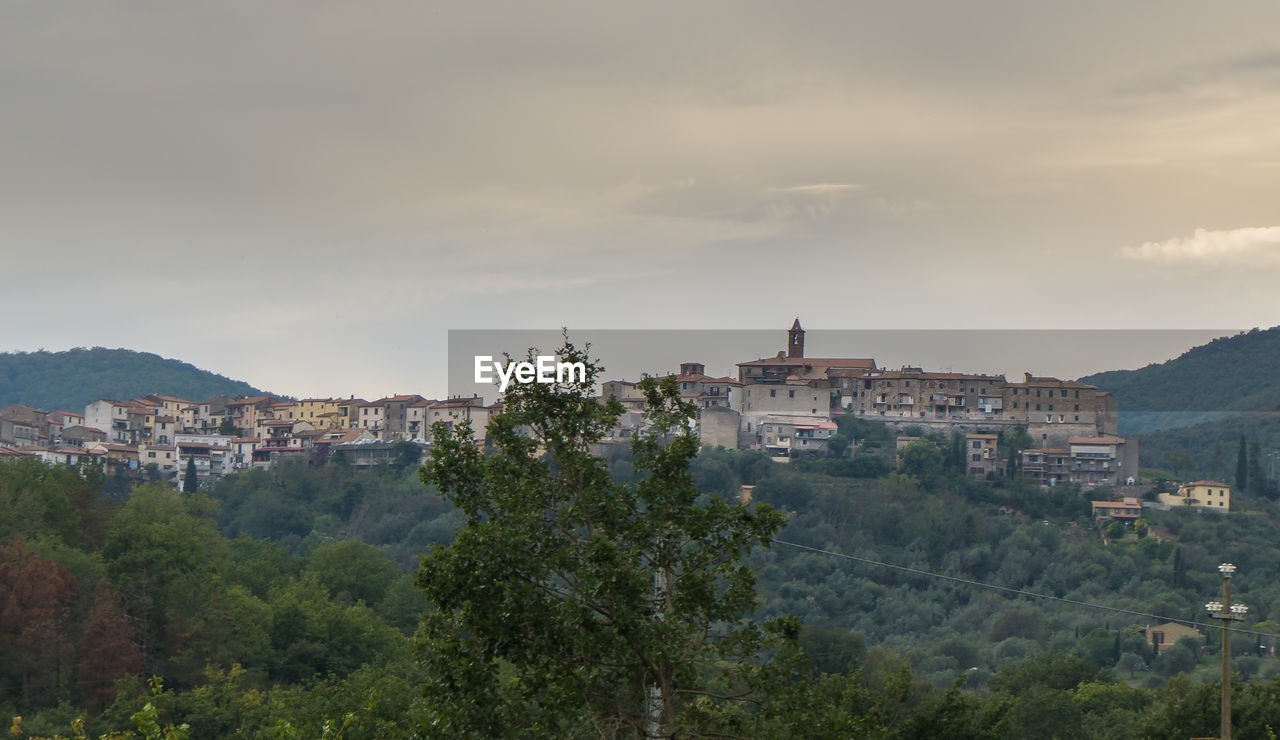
(0, 347, 270, 412)
(1078, 327, 1280, 413)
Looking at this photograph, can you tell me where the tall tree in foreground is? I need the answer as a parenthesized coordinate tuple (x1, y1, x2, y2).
(414, 340, 788, 738)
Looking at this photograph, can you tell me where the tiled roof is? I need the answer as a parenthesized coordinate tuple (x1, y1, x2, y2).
(1068, 436, 1125, 445)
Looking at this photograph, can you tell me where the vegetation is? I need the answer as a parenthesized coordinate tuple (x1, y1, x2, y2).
(0, 347, 268, 411)
(12, 333, 1280, 734)
(416, 346, 788, 737)
(1079, 326, 1280, 433)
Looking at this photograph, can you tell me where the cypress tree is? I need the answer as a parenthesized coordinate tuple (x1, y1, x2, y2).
(1249, 438, 1265, 495)
(182, 456, 198, 493)
(1236, 435, 1248, 492)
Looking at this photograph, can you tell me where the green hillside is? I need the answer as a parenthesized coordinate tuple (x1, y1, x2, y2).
(1079, 327, 1280, 413)
(0, 347, 270, 411)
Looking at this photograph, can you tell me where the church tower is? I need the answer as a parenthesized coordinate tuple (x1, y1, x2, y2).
(787, 318, 805, 358)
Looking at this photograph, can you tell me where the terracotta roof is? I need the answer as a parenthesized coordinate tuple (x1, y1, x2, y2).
(1069, 436, 1125, 445)
(375, 394, 425, 403)
(227, 396, 273, 407)
(431, 397, 486, 408)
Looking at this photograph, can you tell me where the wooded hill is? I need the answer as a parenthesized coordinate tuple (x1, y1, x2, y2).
(0, 348, 269, 411)
(1079, 327, 1280, 434)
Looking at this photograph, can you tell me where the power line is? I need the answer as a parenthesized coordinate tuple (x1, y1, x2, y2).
(771, 538, 1280, 642)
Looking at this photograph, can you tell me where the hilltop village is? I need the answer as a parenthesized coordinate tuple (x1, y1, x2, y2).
(0, 321, 1149, 492)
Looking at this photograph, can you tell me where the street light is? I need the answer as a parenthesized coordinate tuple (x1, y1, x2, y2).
(1206, 563, 1246, 740)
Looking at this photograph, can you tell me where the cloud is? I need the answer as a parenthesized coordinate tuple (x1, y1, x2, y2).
(767, 183, 861, 194)
(1121, 227, 1280, 262)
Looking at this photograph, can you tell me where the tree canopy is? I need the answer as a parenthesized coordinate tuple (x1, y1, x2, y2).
(414, 340, 788, 737)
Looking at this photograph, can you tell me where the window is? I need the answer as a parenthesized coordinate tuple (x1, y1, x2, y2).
(1035, 404, 1041, 411)
(770, 389, 776, 397)
(972, 441, 981, 449)
(789, 390, 795, 398)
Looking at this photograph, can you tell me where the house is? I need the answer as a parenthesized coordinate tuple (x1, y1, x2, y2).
(852, 369, 1007, 422)
(428, 396, 490, 443)
(965, 433, 1001, 476)
(1007, 375, 1118, 448)
(697, 406, 741, 450)
(757, 414, 837, 457)
(600, 380, 647, 412)
(295, 398, 342, 428)
(175, 441, 232, 483)
(1145, 622, 1202, 653)
(335, 398, 367, 429)
(1016, 437, 1138, 487)
(0, 404, 51, 447)
(1159, 480, 1231, 512)
(371, 394, 427, 440)
(1019, 448, 1070, 486)
(137, 443, 178, 478)
(26, 447, 101, 468)
(48, 410, 85, 430)
(356, 401, 387, 438)
(1092, 497, 1142, 522)
(55, 425, 108, 447)
(135, 395, 197, 423)
(228, 438, 260, 470)
(1066, 436, 1138, 487)
(225, 396, 276, 437)
(672, 362, 742, 411)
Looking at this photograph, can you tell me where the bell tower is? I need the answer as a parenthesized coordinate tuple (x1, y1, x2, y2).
(787, 318, 805, 358)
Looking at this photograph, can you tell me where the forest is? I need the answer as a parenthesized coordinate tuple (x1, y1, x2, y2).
(8, 394, 1280, 735)
(1078, 326, 1280, 437)
(0, 349, 268, 412)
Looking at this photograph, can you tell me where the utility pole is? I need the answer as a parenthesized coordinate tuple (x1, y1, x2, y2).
(1205, 563, 1247, 740)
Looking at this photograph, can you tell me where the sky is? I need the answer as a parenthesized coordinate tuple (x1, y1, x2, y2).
(3, 1, 1280, 399)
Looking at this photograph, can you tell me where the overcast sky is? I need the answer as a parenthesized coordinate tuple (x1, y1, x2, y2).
(3, 2, 1279, 399)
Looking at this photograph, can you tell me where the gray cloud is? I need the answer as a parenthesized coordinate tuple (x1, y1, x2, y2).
(3, 1, 1280, 396)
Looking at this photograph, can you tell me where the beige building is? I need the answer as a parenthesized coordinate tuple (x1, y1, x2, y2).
(697, 406, 740, 450)
(137, 442, 178, 478)
(1160, 480, 1231, 512)
(295, 398, 342, 428)
(1091, 497, 1142, 522)
(428, 396, 490, 443)
(1145, 622, 1202, 653)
